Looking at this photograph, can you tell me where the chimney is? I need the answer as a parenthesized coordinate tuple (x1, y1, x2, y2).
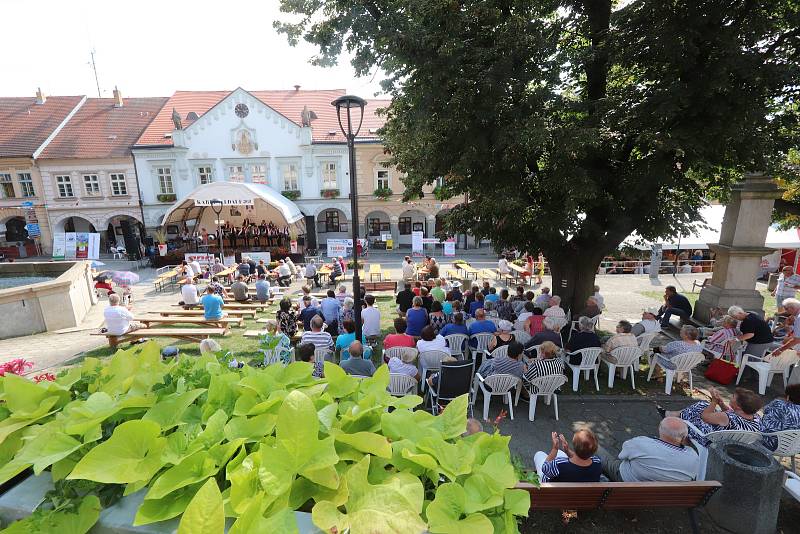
(35, 87, 46, 104)
(113, 86, 123, 107)
(294, 85, 301, 92)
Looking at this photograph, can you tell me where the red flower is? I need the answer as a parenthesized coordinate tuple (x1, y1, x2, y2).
(33, 373, 56, 383)
(0, 359, 34, 376)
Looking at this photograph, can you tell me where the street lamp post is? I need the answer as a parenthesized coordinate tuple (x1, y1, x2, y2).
(210, 198, 224, 262)
(332, 94, 367, 340)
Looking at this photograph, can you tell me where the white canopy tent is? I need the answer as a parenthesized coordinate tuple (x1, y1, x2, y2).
(625, 204, 800, 250)
(160, 182, 306, 235)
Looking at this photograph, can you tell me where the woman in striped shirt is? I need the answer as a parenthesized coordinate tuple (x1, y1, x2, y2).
(525, 341, 565, 382)
(702, 315, 739, 357)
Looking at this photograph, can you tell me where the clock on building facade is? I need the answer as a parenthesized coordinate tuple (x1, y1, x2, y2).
(234, 103, 249, 118)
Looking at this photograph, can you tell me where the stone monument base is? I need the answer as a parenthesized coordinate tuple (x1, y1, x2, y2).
(695, 284, 765, 323)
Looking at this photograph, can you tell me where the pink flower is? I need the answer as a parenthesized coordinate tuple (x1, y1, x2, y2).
(32, 373, 56, 383)
(0, 359, 34, 376)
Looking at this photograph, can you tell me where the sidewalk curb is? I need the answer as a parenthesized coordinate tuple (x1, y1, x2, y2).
(556, 395, 695, 403)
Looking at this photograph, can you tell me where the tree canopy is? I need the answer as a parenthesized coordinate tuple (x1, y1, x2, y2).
(276, 0, 800, 309)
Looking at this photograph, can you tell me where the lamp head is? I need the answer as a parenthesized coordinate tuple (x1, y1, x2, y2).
(210, 198, 223, 215)
(331, 95, 367, 137)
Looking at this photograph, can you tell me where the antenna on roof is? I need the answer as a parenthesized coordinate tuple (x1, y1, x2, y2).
(89, 49, 101, 97)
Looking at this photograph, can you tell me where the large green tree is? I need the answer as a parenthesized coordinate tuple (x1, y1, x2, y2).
(276, 0, 800, 311)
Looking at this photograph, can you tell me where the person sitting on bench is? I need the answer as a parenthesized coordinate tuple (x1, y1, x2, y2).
(276, 259, 293, 287)
(330, 257, 343, 285)
(534, 429, 603, 483)
(231, 275, 251, 303)
(596, 417, 699, 482)
(304, 259, 320, 288)
(180, 277, 200, 309)
(103, 293, 144, 336)
(200, 285, 225, 321)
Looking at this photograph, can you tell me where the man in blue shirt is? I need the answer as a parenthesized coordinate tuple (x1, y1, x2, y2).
(468, 309, 497, 347)
(657, 285, 693, 328)
(299, 296, 323, 331)
(255, 274, 270, 304)
(484, 287, 500, 304)
(320, 289, 342, 336)
(200, 286, 225, 321)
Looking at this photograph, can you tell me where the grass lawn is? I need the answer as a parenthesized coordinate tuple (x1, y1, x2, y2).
(637, 288, 777, 318)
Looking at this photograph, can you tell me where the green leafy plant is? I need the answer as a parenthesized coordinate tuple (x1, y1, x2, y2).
(373, 187, 393, 199)
(156, 194, 177, 203)
(152, 229, 168, 244)
(281, 190, 301, 201)
(0, 342, 529, 533)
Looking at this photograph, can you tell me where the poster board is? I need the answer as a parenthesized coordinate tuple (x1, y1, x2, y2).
(64, 233, 77, 259)
(224, 255, 236, 267)
(328, 242, 347, 258)
(76, 233, 89, 259)
(52, 233, 66, 260)
(246, 252, 272, 264)
(185, 253, 215, 266)
(88, 233, 101, 260)
(411, 231, 424, 257)
(443, 238, 456, 257)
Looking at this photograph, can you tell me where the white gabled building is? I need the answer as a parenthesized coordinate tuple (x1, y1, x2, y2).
(132, 87, 381, 249)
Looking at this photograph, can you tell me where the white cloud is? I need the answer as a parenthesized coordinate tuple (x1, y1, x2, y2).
(0, 0, 386, 98)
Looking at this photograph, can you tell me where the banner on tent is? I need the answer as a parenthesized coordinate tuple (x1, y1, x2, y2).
(194, 199, 254, 207)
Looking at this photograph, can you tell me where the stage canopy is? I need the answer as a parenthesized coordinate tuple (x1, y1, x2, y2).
(160, 182, 306, 234)
(625, 204, 800, 250)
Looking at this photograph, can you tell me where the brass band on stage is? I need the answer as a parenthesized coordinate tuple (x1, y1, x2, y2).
(191, 219, 291, 250)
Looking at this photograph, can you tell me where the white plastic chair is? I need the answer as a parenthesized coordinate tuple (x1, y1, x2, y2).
(472, 372, 520, 421)
(701, 337, 745, 365)
(388, 373, 417, 396)
(383, 346, 418, 364)
(646, 351, 705, 395)
(636, 332, 658, 365)
(488, 344, 509, 360)
(684, 420, 762, 481)
(516, 374, 567, 422)
(511, 329, 531, 346)
(566, 347, 602, 391)
(261, 348, 286, 367)
(786, 471, 800, 502)
(764, 429, 800, 471)
(314, 347, 334, 364)
(569, 315, 599, 339)
(444, 334, 469, 359)
(109, 246, 124, 259)
(601, 346, 642, 389)
(736, 350, 800, 394)
(470, 333, 494, 361)
(419, 350, 451, 391)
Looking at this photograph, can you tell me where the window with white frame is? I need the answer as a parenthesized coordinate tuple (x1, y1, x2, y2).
(18, 173, 34, 197)
(55, 175, 74, 198)
(0, 174, 14, 198)
(197, 166, 213, 185)
(282, 162, 298, 190)
(110, 173, 127, 196)
(228, 165, 244, 182)
(83, 174, 100, 196)
(156, 167, 173, 194)
(376, 169, 390, 190)
(250, 164, 267, 184)
(321, 162, 337, 189)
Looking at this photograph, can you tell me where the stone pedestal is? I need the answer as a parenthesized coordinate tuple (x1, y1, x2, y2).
(695, 173, 782, 322)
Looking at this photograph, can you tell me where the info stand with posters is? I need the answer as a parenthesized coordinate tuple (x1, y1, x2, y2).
(443, 238, 456, 257)
(52, 233, 101, 260)
(411, 231, 424, 257)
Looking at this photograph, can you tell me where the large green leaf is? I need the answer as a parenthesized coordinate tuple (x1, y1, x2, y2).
(224, 413, 276, 442)
(67, 420, 165, 484)
(312, 457, 426, 534)
(61, 392, 119, 437)
(333, 430, 392, 458)
(462, 452, 519, 514)
(145, 451, 218, 500)
(1, 373, 68, 415)
(416, 437, 475, 481)
(426, 482, 493, 534)
(142, 388, 205, 430)
(177, 478, 224, 534)
(322, 362, 360, 398)
(134, 483, 201, 526)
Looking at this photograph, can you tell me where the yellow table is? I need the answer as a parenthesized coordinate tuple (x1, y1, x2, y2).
(459, 264, 480, 280)
(368, 263, 383, 281)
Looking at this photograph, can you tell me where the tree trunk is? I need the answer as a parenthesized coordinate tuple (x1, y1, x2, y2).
(548, 253, 605, 318)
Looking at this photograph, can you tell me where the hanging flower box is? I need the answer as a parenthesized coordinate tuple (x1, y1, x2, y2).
(156, 193, 177, 203)
(320, 188, 340, 199)
(281, 190, 301, 200)
(373, 187, 393, 200)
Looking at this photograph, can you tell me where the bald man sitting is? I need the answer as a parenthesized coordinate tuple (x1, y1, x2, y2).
(596, 417, 699, 482)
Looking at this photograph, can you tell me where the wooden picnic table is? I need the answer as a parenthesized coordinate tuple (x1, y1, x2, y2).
(457, 264, 480, 280)
(92, 327, 228, 348)
(154, 269, 179, 291)
(154, 309, 257, 319)
(172, 302, 265, 311)
(135, 315, 243, 328)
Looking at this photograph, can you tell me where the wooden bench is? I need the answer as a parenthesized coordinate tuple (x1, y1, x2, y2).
(363, 280, 397, 292)
(172, 302, 265, 311)
(516, 480, 721, 534)
(136, 316, 244, 328)
(479, 269, 497, 280)
(445, 269, 460, 279)
(92, 327, 228, 348)
(154, 309, 257, 319)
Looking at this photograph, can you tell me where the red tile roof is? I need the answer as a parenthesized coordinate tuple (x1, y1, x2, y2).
(135, 89, 389, 146)
(0, 96, 84, 157)
(39, 97, 168, 159)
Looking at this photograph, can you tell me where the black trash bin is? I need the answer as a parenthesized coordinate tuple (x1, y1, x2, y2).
(705, 441, 784, 534)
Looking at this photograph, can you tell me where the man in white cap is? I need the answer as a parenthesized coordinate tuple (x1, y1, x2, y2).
(631, 308, 661, 336)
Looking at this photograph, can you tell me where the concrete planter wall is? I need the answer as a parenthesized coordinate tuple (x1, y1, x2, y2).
(0, 261, 97, 339)
(0, 474, 324, 533)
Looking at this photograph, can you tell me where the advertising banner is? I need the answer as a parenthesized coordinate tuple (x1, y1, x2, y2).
(65, 233, 77, 259)
(245, 252, 272, 264)
(75, 233, 89, 259)
(88, 233, 101, 260)
(411, 231, 424, 257)
(443, 239, 456, 257)
(290, 240, 298, 254)
(52, 233, 66, 260)
(184, 253, 215, 265)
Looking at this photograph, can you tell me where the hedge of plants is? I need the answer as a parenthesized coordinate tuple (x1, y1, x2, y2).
(0, 342, 529, 533)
